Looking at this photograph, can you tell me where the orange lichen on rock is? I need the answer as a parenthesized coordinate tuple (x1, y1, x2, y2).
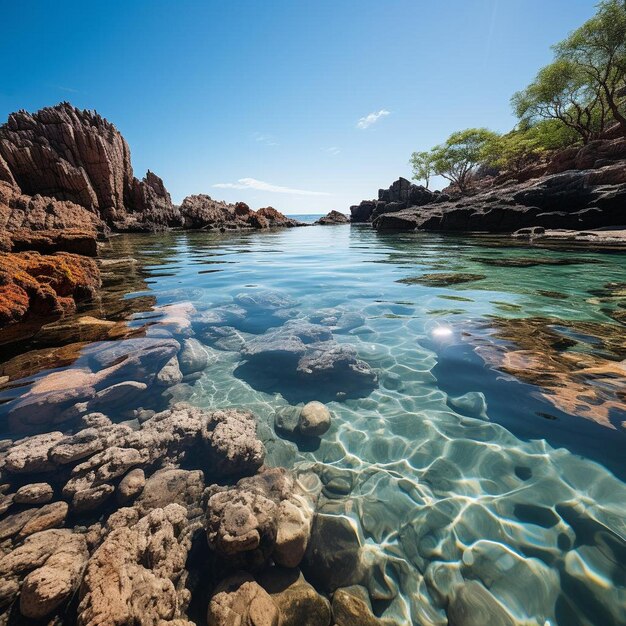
(0, 252, 101, 339)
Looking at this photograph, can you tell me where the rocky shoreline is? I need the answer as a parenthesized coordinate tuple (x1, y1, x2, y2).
(0, 103, 308, 345)
(0, 291, 387, 625)
(349, 134, 626, 236)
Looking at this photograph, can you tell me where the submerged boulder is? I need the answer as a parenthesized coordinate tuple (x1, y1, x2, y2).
(77, 504, 196, 626)
(0, 528, 88, 619)
(205, 468, 320, 570)
(207, 572, 281, 626)
(239, 321, 377, 401)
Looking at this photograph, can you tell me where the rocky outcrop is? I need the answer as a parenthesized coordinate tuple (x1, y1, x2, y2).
(373, 164, 626, 232)
(178, 195, 303, 231)
(0, 103, 174, 230)
(0, 103, 304, 236)
(360, 140, 626, 233)
(205, 467, 320, 570)
(315, 210, 349, 225)
(0, 251, 101, 345)
(77, 504, 196, 626)
(350, 177, 435, 223)
(0, 180, 106, 236)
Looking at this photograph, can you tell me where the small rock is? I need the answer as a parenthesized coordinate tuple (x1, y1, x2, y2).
(93, 380, 148, 408)
(178, 338, 211, 376)
(259, 567, 332, 626)
(302, 514, 362, 592)
(14, 483, 54, 505)
(117, 468, 146, 503)
(207, 572, 280, 626)
(156, 355, 184, 387)
(332, 585, 382, 626)
(17, 502, 69, 540)
(298, 401, 331, 436)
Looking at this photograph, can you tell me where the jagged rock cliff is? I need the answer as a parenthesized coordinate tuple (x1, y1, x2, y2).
(351, 138, 626, 232)
(0, 103, 174, 230)
(0, 103, 300, 234)
(350, 177, 435, 223)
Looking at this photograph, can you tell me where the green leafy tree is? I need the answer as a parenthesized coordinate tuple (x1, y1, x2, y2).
(512, 59, 608, 143)
(430, 128, 499, 193)
(409, 151, 435, 188)
(555, 0, 626, 136)
(483, 131, 546, 173)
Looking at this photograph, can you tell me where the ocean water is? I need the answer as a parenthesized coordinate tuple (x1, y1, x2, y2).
(1, 224, 625, 625)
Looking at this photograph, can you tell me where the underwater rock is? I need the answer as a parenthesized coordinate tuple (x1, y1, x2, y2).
(116, 467, 145, 503)
(202, 409, 266, 477)
(178, 337, 212, 376)
(77, 504, 196, 626)
(302, 514, 362, 593)
(332, 585, 382, 626)
(275, 402, 332, 438)
(447, 580, 515, 626)
(206, 572, 281, 626)
(4, 337, 180, 428)
(205, 468, 319, 570)
(156, 355, 184, 387)
(14, 482, 54, 505)
(397, 273, 486, 287)
(298, 401, 331, 436)
(240, 322, 377, 400)
(0, 528, 88, 619)
(258, 567, 332, 626)
(92, 380, 148, 408)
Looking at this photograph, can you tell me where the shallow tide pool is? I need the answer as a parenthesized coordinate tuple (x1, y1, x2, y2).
(2, 224, 625, 625)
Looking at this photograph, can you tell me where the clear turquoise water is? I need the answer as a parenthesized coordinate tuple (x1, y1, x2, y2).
(2, 224, 626, 625)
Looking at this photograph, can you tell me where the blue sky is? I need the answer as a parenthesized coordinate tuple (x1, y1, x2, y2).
(1, 0, 598, 214)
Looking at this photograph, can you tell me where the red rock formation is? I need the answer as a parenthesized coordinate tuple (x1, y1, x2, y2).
(256, 206, 301, 227)
(178, 196, 302, 230)
(0, 103, 305, 234)
(0, 103, 174, 230)
(0, 251, 101, 344)
(0, 181, 105, 234)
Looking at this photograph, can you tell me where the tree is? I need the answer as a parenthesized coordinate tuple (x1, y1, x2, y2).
(512, 58, 609, 143)
(430, 128, 499, 193)
(555, 0, 626, 137)
(483, 131, 546, 173)
(409, 151, 435, 188)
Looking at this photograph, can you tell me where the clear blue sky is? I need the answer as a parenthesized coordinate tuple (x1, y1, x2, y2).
(1, 0, 598, 214)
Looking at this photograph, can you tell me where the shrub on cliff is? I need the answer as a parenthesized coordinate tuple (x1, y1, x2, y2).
(429, 128, 500, 193)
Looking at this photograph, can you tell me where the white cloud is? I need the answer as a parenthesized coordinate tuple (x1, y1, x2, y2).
(213, 178, 330, 196)
(356, 109, 390, 129)
(325, 146, 341, 155)
(252, 132, 278, 146)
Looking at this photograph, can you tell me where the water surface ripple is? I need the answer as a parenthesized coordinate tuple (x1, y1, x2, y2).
(3, 224, 626, 626)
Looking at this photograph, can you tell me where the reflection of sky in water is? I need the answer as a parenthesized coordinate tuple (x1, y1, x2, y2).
(5, 225, 626, 625)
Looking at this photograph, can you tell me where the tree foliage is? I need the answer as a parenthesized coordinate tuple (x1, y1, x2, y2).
(555, 0, 626, 135)
(409, 151, 435, 188)
(512, 59, 608, 143)
(430, 128, 499, 192)
(409, 1, 626, 189)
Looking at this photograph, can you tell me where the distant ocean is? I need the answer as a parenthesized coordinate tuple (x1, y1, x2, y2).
(286, 214, 325, 224)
